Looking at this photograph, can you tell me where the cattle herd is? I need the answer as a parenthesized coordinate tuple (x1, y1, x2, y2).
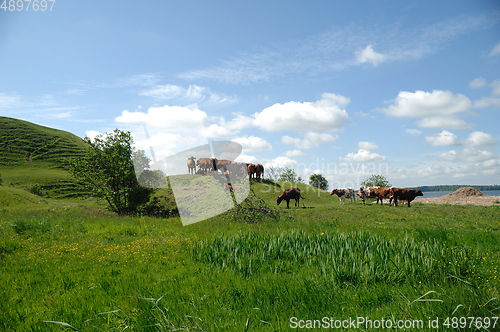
(187, 158, 422, 209)
(329, 186, 423, 207)
(187, 157, 264, 179)
(276, 186, 423, 209)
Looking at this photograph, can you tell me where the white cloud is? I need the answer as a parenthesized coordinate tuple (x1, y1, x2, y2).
(358, 141, 378, 151)
(473, 97, 500, 109)
(201, 124, 233, 138)
(219, 113, 254, 131)
(404, 128, 422, 136)
(232, 136, 272, 153)
(282, 132, 338, 149)
(340, 149, 386, 163)
(264, 156, 298, 169)
(469, 77, 487, 89)
(140, 84, 238, 106)
(463, 131, 496, 146)
(439, 148, 495, 163)
(85, 130, 101, 141)
(380, 90, 471, 118)
(426, 130, 496, 147)
(425, 130, 460, 146)
(489, 42, 500, 57)
(284, 149, 305, 157)
(253, 93, 350, 132)
(491, 80, 500, 96)
(116, 105, 209, 130)
(356, 45, 386, 66)
(416, 117, 472, 129)
(234, 153, 259, 164)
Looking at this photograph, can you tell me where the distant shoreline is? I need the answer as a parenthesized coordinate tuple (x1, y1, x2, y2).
(408, 185, 500, 192)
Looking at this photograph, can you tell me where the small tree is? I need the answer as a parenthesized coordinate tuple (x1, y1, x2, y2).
(361, 174, 391, 187)
(279, 167, 303, 183)
(309, 173, 328, 191)
(67, 129, 148, 215)
(132, 149, 151, 177)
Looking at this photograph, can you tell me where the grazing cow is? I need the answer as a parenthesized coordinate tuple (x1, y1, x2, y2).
(277, 187, 303, 209)
(357, 186, 378, 204)
(330, 188, 355, 205)
(197, 158, 217, 172)
(255, 164, 264, 180)
(372, 187, 393, 205)
(247, 163, 257, 179)
(391, 188, 423, 207)
(187, 156, 196, 174)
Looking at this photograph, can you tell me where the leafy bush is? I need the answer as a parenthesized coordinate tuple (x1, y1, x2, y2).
(361, 174, 391, 187)
(26, 184, 44, 196)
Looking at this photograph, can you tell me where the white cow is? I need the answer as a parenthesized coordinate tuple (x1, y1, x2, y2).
(330, 188, 355, 205)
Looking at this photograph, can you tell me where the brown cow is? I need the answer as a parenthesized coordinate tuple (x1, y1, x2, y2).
(255, 164, 264, 180)
(391, 188, 423, 207)
(247, 163, 257, 179)
(197, 158, 217, 172)
(372, 187, 392, 205)
(330, 188, 355, 205)
(277, 187, 303, 209)
(216, 159, 232, 174)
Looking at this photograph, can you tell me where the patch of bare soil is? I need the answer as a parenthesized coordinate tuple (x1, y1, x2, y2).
(414, 187, 500, 206)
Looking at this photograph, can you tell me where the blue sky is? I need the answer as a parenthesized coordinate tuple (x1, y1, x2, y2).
(1, 0, 500, 188)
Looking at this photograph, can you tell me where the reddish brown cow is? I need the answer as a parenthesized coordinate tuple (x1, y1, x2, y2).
(247, 163, 257, 179)
(372, 187, 392, 205)
(391, 188, 423, 207)
(277, 187, 303, 209)
(197, 158, 217, 172)
(255, 164, 264, 180)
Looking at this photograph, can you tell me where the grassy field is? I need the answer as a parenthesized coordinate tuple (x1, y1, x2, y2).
(1, 180, 500, 331)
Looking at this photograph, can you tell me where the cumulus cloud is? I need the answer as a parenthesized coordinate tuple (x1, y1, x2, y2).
(116, 105, 209, 130)
(473, 97, 500, 109)
(232, 136, 272, 153)
(489, 42, 500, 57)
(426, 130, 496, 147)
(282, 132, 339, 149)
(358, 141, 378, 151)
(85, 130, 101, 141)
(284, 149, 305, 157)
(469, 77, 487, 89)
(253, 93, 350, 132)
(379, 90, 473, 129)
(340, 149, 386, 163)
(439, 147, 495, 163)
(356, 45, 386, 66)
(425, 130, 460, 146)
(265, 156, 298, 169)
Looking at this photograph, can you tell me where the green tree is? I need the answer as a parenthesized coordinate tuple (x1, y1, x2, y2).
(67, 129, 148, 215)
(138, 169, 168, 188)
(309, 173, 328, 191)
(132, 149, 151, 177)
(279, 167, 303, 183)
(361, 174, 391, 187)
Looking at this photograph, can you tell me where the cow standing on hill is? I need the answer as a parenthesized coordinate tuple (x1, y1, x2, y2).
(255, 164, 264, 180)
(187, 156, 196, 174)
(330, 188, 355, 205)
(391, 188, 423, 207)
(358, 186, 378, 204)
(247, 163, 256, 179)
(277, 187, 303, 209)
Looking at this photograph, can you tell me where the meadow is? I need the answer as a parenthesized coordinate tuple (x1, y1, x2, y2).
(1, 181, 500, 331)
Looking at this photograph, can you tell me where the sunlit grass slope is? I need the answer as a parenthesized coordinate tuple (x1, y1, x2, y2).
(0, 116, 89, 198)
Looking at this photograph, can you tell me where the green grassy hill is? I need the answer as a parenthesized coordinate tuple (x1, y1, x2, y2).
(0, 116, 90, 198)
